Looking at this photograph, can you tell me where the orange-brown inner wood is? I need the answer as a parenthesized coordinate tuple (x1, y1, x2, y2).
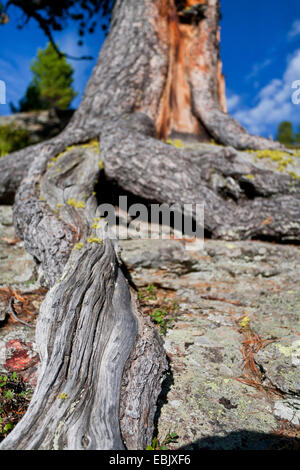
(155, 0, 226, 140)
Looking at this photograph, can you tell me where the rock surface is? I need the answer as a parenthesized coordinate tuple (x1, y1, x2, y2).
(0, 206, 299, 449)
(0, 206, 40, 387)
(119, 237, 300, 450)
(0, 109, 74, 144)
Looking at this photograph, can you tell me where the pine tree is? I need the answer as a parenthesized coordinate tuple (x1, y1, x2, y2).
(30, 42, 77, 110)
(13, 82, 47, 112)
(295, 124, 300, 146)
(276, 121, 294, 146)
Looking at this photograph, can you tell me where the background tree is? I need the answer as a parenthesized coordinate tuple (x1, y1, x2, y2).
(295, 124, 300, 147)
(0, 0, 299, 451)
(30, 42, 77, 110)
(277, 121, 294, 146)
(10, 82, 47, 113)
(10, 43, 77, 112)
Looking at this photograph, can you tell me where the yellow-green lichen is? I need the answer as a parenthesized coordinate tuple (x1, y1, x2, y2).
(98, 159, 104, 170)
(67, 198, 86, 209)
(87, 237, 102, 244)
(52, 139, 100, 162)
(255, 149, 296, 173)
(58, 392, 68, 400)
(288, 171, 300, 181)
(81, 139, 100, 154)
(92, 222, 101, 229)
(240, 316, 250, 328)
(166, 138, 184, 149)
(74, 242, 84, 250)
(276, 342, 300, 357)
(245, 174, 255, 180)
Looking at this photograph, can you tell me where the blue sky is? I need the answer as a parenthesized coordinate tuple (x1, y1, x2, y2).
(0, 0, 299, 139)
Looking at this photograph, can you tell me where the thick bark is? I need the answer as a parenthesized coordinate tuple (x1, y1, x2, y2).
(102, 113, 300, 241)
(0, 131, 167, 450)
(0, 0, 282, 204)
(68, 0, 282, 150)
(0, 129, 91, 205)
(0, 0, 298, 451)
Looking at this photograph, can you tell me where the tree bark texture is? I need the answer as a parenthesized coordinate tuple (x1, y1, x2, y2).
(0, 0, 299, 450)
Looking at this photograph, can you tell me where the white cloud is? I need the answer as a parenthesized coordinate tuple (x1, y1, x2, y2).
(246, 59, 272, 80)
(231, 49, 300, 135)
(288, 20, 300, 40)
(226, 93, 241, 112)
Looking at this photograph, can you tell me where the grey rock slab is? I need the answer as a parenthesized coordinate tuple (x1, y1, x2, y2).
(0, 206, 36, 287)
(274, 399, 300, 426)
(119, 238, 300, 449)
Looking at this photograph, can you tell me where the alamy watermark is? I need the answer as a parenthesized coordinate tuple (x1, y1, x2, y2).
(0, 80, 6, 104)
(95, 197, 204, 250)
(292, 80, 300, 104)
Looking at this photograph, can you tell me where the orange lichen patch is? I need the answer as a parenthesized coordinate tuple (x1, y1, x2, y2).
(4, 339, 39, 372)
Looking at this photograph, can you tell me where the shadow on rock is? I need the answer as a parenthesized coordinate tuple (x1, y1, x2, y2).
(178, 430, 300, 451)
(153, 358, 174, 438)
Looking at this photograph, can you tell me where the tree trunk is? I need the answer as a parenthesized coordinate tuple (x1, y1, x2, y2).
(0, 0, 299, 450)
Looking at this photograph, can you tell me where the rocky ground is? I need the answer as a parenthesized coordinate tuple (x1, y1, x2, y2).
(0, 207, 44, 389)
(0, 205, 299, 449)
(0, 109, 73, 145)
